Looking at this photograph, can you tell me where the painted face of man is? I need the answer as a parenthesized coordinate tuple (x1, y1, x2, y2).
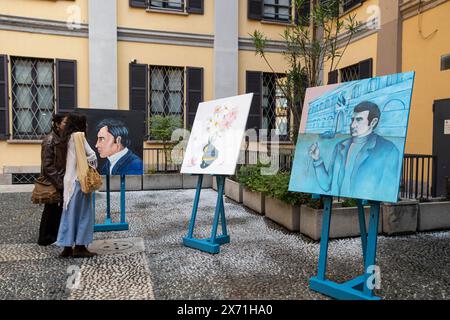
(95, 126, 123, 158)
(350, 110, 378, 137)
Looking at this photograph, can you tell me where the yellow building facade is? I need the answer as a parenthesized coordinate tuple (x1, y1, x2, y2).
(0, 0, 449, 185)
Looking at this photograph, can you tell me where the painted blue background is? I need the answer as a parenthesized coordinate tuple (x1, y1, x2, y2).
(289, 72, 415, 203)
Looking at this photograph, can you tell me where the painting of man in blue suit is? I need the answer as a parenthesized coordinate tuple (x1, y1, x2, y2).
(308, 101, 399, 199)
(95, 119, 143, 175)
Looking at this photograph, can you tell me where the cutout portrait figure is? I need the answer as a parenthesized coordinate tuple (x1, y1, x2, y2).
(95, 119, 143, 175)
(309, 101, 400, 198)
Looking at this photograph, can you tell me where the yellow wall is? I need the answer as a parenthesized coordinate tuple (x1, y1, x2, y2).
(323, 33, 378, 84)
(0, 30, 89, 172)
(238, 50, 290, 95)
(0, 143, 41, 170)
(117, 41, 214, 112)
(0, 0, 88, 23)
(402, 0, 450, 155)
(117, 0, 214, 35)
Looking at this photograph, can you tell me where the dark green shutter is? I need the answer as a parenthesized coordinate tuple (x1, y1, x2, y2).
(359, 58, 373, 79)
(343, 0, 363, 12)
(0, 55, 9, 140)
(328, 70, 338, 84)
(186, 67, 203, 129)
(129, 63, 148, 111)
(56, 59, 77, 113)
(186, 0, 204, 14)
(248, 0, 263, 20)
(245, 71, 262, 131)
(296, 0, 311, 26)
(130, 0, 146, 8)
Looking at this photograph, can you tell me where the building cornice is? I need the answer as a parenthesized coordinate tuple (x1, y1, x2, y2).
(0, 13, 379, 52)
(117, 27, 213, 48)
(0, 14, 88, 37)
(0, 14, 215, 48)
(400, 0, 449, 20)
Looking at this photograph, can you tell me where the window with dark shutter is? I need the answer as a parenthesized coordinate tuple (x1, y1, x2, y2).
(328, 70, 338, 84)
(245, 71, 262, 131)
(358, 58, 373, 79)
(0, 55, 9, 140)
(441, 54, 450, 71)
(248, 0, 263, 20)
(130, 63, 148, 112)
(186, 0, 204, 14)
(343, 0, 363, 12)
(56, 59, 77, 113)
(186, 67, 203, 129)
(130, 0, 147, 8)
(295, 0, 310, 26)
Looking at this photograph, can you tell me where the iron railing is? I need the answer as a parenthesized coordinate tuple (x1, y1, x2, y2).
(401, 154, 437, 200)
(144, 144, 438, 200)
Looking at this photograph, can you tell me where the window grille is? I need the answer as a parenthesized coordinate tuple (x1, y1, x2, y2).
(263, 0, 292, 22)
(149, 66, 184, 138)
(262, 73, 289, 141)
(12, 173, 40, 185)
(11, 57, 54, 140)
(340, 63, 359, 82)
(149, 0, 185, 11)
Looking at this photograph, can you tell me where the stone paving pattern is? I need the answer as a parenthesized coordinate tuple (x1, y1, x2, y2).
(0, 189, 449, 300)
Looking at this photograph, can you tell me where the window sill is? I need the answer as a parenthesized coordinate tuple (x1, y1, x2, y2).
(261, 19, 292, 27)
(258, 140, 294, 148)
(7, 139, 42, 144)
(145, 8, 188, 16)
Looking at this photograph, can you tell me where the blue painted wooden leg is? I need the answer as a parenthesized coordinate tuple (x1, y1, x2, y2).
(106, 173, 111, 224)
(357, 199, 367, 262)
(317, 196, 332, 280)
(120, 175, 126, 224)
(216, 175, 230, 245)
(210, 175, 225, 244)
(363, 202, 380, 297)
(186, 175, 203, 238)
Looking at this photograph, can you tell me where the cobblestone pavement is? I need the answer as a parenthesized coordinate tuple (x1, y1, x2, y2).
(0, 189, 449, 300)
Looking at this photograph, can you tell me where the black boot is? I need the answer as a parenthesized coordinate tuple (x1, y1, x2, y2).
(73, 245, 97, 258)
(59, 246, 73, 258)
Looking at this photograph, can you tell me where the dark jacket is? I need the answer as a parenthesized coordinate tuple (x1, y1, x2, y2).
(99, 149, 143, 175)
(41, 129, 67, 190)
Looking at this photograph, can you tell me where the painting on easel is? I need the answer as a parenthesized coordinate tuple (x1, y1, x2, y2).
(181, 93, 253, 175)
(289, 72, 415, 203)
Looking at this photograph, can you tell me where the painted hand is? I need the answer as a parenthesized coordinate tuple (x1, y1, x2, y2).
(309, 142, 320, 161)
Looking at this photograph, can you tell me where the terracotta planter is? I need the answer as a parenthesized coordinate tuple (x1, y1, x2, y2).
(265, 196, 300, 232)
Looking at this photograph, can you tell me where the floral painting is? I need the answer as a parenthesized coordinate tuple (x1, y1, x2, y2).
(181, 93, 253, 175)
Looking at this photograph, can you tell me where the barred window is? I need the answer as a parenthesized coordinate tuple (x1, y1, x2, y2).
(150, 0, 184, 11)
(263, 0, 292, 22)
(11, 57, 54, 140)
(149, 65, 184, 124)
(262, 73, 289, 140)
(340, 63, 359, 82)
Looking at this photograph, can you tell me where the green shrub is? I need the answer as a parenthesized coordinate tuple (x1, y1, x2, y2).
(341, 198, 358, 207)
(237, 165, 309, 206)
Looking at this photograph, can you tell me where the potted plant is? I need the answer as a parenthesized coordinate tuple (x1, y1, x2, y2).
(264, 172, 309, 232)
(237, 164, 270, 215)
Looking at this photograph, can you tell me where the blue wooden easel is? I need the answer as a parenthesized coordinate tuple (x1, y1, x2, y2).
(93, 173, 129, 232)
(183, 175, 230, 254)
(309, 195, 381, 300)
